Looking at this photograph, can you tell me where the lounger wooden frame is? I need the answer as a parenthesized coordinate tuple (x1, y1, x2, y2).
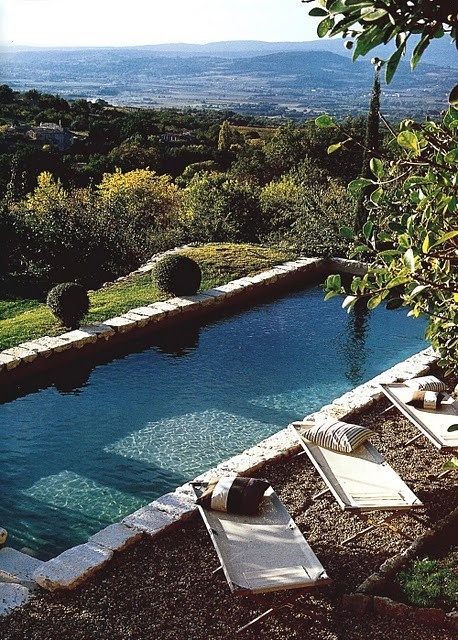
(380, 383, 458, 452)
(191, 481, 331, 633)
(290, 422, 424, 545)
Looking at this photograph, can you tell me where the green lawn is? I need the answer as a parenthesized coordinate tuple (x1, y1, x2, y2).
(0, 243, 298, 351)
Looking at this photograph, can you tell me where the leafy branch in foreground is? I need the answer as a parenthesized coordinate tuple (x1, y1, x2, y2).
(322, 106, 458, 375)
(303, 0, 458, 89)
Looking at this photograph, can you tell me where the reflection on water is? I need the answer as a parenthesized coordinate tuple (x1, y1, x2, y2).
(0, 286, 427, 558)
(343, 300, 371, 386)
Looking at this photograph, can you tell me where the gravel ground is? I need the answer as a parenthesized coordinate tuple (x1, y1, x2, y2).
(1, 392, 457, 640)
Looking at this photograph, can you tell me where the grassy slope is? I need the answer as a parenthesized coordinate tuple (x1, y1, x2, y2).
(0, 243, 298, 351)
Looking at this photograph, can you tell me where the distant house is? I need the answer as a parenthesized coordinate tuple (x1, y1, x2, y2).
(26, 122, 74, 151)
(159, 131, 196, 143)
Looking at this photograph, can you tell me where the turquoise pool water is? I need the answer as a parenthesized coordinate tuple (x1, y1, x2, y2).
(0, 286, 427, 559)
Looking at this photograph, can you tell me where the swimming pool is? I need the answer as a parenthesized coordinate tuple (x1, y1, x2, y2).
(0, 286, 427, 558)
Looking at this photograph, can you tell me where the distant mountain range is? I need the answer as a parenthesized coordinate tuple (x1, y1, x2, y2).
(5, 37, 457, 66)
(1, 39, 456, 119)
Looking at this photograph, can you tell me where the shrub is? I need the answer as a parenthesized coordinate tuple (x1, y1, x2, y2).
(152, 254, 201, 296)
(46, 282, 90, 328)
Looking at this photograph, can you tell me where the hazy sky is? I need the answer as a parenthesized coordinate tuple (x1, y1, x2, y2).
(1, 0, 321, 48)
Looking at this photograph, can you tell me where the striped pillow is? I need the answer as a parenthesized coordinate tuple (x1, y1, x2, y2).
(196, 476, 270, 514)
(404, 375, 447, 392)
(305, 418, 373, 453)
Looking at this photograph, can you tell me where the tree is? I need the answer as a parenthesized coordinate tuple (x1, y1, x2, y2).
(218, 120, 233, 151)
(180, 171, 262, 243)
(306, 0, 458, 375)
(354, 70, 381, 233)
(260, 173, 354, 255)
(96, 168, 181, 233)
(23, 171, 67, 216)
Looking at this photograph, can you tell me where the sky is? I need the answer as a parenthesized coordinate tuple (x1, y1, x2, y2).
(1, 0, 321, 48)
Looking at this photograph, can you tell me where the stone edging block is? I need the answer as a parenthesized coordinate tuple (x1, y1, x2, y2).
(0, 583, 30, 616)
(0, 548, 44, 588)
(88, 523, 143, 552)
(33, 543, 114, 591)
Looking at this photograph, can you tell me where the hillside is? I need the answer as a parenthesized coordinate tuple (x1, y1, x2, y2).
(0, 40, 454, 119)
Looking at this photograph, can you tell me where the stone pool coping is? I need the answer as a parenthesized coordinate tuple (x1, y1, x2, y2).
(0, 253, 364, 388)
(0, 252, 436, 614)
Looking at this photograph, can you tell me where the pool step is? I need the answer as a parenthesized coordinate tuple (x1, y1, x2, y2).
(0, 547, 43, 589)
(0, 548, 44, 616)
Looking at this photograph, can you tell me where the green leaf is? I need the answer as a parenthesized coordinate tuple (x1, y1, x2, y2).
(315, 114, 335, 128)
(353, 24, 383, 59)
(403, 248, 416, 272)
(348, 177, 374, 195)
(340, 226, 355, 239)
(449, 85, 458, 106)
(367, 294, 383, 310)
(441, 457, 458, 470)
(429, 230, 458, 249)
(369, 157, 384, 179)
(409, 285, 427, 298)
(397, 130, 420, 155)
(378, 249, 401, 259)
(362, 220, 373, 241)
(386, 275, 410, 289)
(361, 8, 387, 22)
(398, 234, 411, 249)
(350, 277, 362, 294)
(324, 290, 339, 301)
(309, 7, 328, 17)
(370, 187, 383, 204)
(411, 34, 431, 70)
(317, 16, 334, 38)
(403, 175, 428, 189)
(422, 234, 430, 254)
(328, 0, 350, 12)
(444, 148, 458, 165)
(388, 221, 405, 233)
(350, 245, 372, 256)
(328, 142, 344, 154)
(325, 273, 342, 291)
(385, 47, 403, 84)
(447, 426, 458, 433)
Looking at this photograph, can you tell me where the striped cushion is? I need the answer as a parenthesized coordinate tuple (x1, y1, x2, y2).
(305, 418, 373, 453)
(404, 375, 447, 392)
(196, 476, 270, 514)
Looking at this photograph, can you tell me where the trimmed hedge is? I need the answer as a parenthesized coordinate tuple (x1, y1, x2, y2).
(152, 254, 201, 296)
(46, 282, 90, 329)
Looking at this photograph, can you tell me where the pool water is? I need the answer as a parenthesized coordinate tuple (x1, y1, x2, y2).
(0, 286, 427, 558)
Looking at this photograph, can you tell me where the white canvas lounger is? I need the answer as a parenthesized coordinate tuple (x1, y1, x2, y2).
(380, 382, 458, 451)
(290, 422, 424, 545)
(191, 482, 331, 633)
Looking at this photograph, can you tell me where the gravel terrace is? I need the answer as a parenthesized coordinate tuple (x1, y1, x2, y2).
(1, 388, 457, 640)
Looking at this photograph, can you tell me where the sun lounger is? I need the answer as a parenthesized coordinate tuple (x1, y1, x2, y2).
(380, 382, 458, 451)
(191, 481, 331, 633)
(290, 422, 424, 545)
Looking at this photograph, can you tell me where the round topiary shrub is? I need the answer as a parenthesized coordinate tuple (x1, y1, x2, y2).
(152, 254, 202, 296)
(46, 282, 90, 329)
